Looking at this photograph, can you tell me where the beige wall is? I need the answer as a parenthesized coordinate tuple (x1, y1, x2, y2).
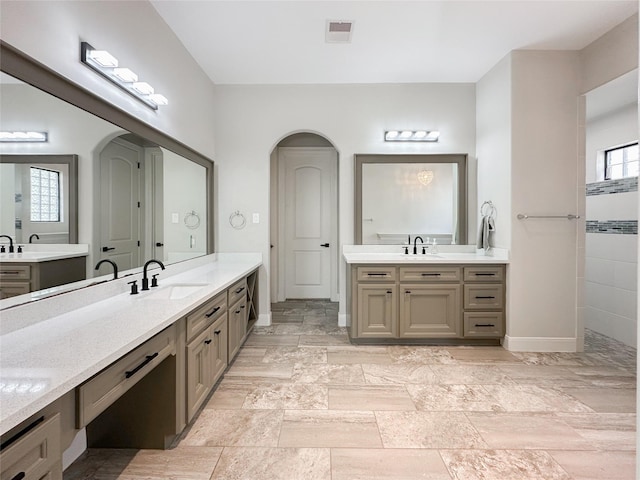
(580, 13, 638, 94)
(507, 50, 582, 349)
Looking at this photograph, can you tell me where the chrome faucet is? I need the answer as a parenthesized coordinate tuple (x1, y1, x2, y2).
(142, 259, 165, 290)
(0, 235, 14, 253)
(413, 235, 424, 254)
(95, 259, 119, 280)
(29, 234, 40, 243)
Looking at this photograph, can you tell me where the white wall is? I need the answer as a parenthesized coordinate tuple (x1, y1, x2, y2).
(163, 149, 207, 262)
(0, 82, 122, 270)
(361, 163, 456, 244)
(585, 105, 638, 347)
(0, 0, 216, 159)
(213, 83, 477, 317)
(476, 54, 512, 250)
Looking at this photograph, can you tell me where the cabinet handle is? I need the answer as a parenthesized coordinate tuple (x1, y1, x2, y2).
(125, 352, 159, 379)
(204, 339, 212, 345)
(421, 273, 441, 276)
(475, 273, 496, 276)
(240, 305, 245, 309)
(235, 287, 245, 294)
(475, 296, 495, 299)
(205, 306, 221, 318)
(367, 273, 388, 277)
(235, 309, 241, 314)
(0, 271, 22, 276)
(386, 290, 392, 294)
(11, 473, 25, 480)
(475, 323, 496, 327)
(214, 330, 221, 335)
(405, 290, 411, 294)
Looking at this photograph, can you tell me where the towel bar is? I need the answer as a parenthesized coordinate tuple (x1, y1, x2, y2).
(517, 214, 580, 220)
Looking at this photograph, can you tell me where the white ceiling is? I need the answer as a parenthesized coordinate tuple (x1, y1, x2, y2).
(150, 0, 638, 85)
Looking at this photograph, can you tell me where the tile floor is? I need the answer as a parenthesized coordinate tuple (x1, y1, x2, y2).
(65, 300, 637, 479)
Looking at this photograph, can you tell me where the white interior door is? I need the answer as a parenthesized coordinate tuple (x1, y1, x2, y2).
(98, 138, 142, 272)
(280, 148, 336, 299)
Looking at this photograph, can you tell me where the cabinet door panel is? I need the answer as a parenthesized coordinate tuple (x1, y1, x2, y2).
(228, 299, 246, 360)
(211, 315, 228, 383)
(357, 284, 397, 337)
(400, 285, 461, 337)
(186, 327, 212, 421)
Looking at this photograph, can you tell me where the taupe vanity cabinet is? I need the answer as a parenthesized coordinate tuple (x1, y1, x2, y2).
(0, 257, 86, 299)
(350, 264, 505, 342)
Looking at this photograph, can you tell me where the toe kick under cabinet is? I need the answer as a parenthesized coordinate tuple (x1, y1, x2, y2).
(350, 264, 505, 342)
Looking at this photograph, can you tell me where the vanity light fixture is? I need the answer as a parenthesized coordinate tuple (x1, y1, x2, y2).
(384, 130, 440, 142)
(0, 131, 48, 142)
(80, 42, 168, 110)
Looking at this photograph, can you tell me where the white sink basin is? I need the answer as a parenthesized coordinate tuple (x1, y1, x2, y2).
(144, 283, 208, 300)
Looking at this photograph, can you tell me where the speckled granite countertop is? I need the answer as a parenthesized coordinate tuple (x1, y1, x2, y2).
(0, 253, 261, 435)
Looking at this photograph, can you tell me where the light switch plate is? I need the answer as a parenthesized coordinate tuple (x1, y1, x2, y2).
(252, 213, 260, 224)
(172, 213, 179, 223)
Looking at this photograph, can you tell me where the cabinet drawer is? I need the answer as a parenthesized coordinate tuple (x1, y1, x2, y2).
(464, 284, 504, 310)
(0, 282, 31, 299)
(0, 265, 30, 281)
(186, 292, 227, 342)
(400, 266, 461, 282)
(464, 266, 504, 282)
(356, 266, 397, 281)
(464, 312, 504, 337)
(76, 326, 176, 428)
(228, 279, 247, 306)
(0, 414, 61, 480)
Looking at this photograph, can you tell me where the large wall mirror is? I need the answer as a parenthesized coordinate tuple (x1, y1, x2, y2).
(355, 154, 467, 245)
(0, 41, 214, 305)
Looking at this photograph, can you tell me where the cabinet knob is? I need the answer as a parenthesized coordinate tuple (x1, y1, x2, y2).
(204, 339, 212, 345)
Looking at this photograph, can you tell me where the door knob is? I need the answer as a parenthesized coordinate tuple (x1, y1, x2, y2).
(102, 246, 115, 252)
(155, 242, 164, 247)
(320, 243, 330, 247)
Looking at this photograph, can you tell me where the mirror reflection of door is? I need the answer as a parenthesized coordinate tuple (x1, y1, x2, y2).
(98, 137, 143, 272)
(276, 144, 338, 301)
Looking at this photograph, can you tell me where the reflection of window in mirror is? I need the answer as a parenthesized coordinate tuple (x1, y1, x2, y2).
(604, 143, 639, 180)
(30, 166, 61, 222)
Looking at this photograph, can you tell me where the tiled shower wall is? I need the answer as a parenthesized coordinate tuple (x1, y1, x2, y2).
(585, 178, 638, 347)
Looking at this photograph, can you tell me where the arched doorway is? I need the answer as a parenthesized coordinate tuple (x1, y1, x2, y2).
(269, 132, 339, 302)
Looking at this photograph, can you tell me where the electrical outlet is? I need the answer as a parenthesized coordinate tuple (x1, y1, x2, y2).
(252, 213, 260, 224)
(171, 213, 179, 223)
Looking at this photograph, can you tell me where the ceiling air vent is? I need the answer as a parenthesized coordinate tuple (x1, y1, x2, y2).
(326, 20, 354, 43)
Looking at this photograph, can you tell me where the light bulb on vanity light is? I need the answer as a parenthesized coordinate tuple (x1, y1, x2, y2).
(132, 82, 154, 95)
(113, 68, 138, 83)
(87, 49, 118, 68)
(148, 94, 168, 106)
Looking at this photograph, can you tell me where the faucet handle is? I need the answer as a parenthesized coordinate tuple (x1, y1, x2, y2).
(151, 274, 159, 288)
(17, 245, 23, 253)
(0, 245, 5, 253)
(128, 280, 139, 295)
(403, 246, 408, 255)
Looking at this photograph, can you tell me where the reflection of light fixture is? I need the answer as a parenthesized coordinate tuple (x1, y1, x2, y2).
(0, 131, 48, 142)
(384, 130, 440, 142)
(417, 170, 434, 185)
(80, 42, 168, 110)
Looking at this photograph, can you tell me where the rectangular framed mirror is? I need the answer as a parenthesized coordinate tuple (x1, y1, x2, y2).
(355, 154, 467, 245)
